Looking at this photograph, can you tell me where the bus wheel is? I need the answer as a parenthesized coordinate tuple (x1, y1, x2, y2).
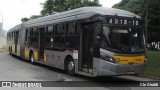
(67, 59, 75, 76)
(10, 47, 12, 55)
(30, 52, 35, 64)
(9, 48, 11, 55)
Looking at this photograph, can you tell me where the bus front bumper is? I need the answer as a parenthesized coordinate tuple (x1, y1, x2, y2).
(93, 58, 145, 76)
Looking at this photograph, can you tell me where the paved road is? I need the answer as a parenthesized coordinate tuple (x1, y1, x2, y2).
(0, 52, 159, 90)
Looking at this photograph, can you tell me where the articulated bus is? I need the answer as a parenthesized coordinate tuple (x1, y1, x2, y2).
(7, 7, 146, 77)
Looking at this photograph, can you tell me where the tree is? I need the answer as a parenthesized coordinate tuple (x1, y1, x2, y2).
(113, 0, 143, 16)
(21, 17, 29, 22)
(41, 0, 101, 16)
(21, 15, 42, 22)
(144, 0, 148, 42)
(30, 15, 42, 20)
(21, 0, 101, 22)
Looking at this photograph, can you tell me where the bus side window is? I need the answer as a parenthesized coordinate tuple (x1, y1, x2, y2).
(55, 37, 64, 48)
(95, 22, 101, 45)
(67, 23, 76, 35)
(25, 29, 28, 44)
(46, 25, 54, 49)
(54, 24, 65, 50)
(56, 24, 65, 35)
(26, 29, 32, 45)
(65, 23, 77, 49)
(28, 29, 33, 46)
(30, 28, 38, 47)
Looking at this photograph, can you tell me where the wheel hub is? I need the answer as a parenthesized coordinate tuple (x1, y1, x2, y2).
(68, 61, 74, 71)
(31, 55, 34, 62)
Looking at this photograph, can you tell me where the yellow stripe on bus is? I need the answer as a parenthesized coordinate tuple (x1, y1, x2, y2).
(113, 55, 145, 64)
(24, 50, 29, 58)
(34, 51, 38, 60)
(44, 53, 47, 62)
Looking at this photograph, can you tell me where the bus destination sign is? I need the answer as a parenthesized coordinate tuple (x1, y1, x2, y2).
(106, 16, 142, 26)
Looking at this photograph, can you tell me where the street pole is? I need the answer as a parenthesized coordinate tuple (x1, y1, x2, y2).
(145, 0, 148, 44)
(0, 12, 3, 36)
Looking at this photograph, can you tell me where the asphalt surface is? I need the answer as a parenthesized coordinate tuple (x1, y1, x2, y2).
(0, 52, 159, 90)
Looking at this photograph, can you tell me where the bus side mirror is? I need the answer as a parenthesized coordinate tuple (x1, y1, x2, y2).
(94, 35, 100, 58)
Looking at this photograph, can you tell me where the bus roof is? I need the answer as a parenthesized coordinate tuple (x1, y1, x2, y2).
(26, 7, 140, 24)
(8, 24, 21, 33)
(8, 7, 141, 32)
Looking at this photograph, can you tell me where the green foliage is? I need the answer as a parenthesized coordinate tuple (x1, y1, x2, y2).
(21, 0, 100, 22)
(21, 17, 29, 22)
(113, 0, 143, 17)
(113, 0, 160, 43)
(21, 15, 42, 22)
(41, 0, 101, 16)
(145, 51, 160, 78)
(29, 15, 42, 20)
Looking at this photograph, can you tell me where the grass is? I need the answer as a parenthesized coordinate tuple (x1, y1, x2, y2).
(144, 50, 160, 78)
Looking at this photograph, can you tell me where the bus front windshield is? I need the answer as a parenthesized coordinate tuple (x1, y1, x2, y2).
(100, 25, 145, 53)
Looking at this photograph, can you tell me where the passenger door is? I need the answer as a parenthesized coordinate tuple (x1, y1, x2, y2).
(79, 23, 94, 73)
(15, 30, 19, 54)
(38, 27, 45, 61)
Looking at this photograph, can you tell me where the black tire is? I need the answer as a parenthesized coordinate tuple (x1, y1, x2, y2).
(9, 49, 11, 55)
(29, 52, 35, 64)
(9, 47, 12, 55)
(67, 59, 75, 76)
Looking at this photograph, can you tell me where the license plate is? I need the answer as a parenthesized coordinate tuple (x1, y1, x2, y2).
(126, 71, 135, 74)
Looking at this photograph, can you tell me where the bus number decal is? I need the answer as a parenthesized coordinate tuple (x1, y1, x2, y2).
(124, 19, 127, 25)
(109, 19, 113, 24)
(136, 21, 139, 25)
(115, 19, 118, 24)
(106, 17, 141, 26)
(120, 19, 123, 24)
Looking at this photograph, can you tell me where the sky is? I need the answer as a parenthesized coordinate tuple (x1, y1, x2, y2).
(0, 0, 121, 31)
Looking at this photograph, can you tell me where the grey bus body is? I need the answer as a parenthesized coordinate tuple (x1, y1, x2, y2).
(7, 7, 146, 77)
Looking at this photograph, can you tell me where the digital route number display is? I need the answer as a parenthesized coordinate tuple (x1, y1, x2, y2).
(105, 16, 142, 26)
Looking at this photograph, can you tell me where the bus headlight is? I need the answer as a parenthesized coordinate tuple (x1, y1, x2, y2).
(100, 52, 115, 63)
